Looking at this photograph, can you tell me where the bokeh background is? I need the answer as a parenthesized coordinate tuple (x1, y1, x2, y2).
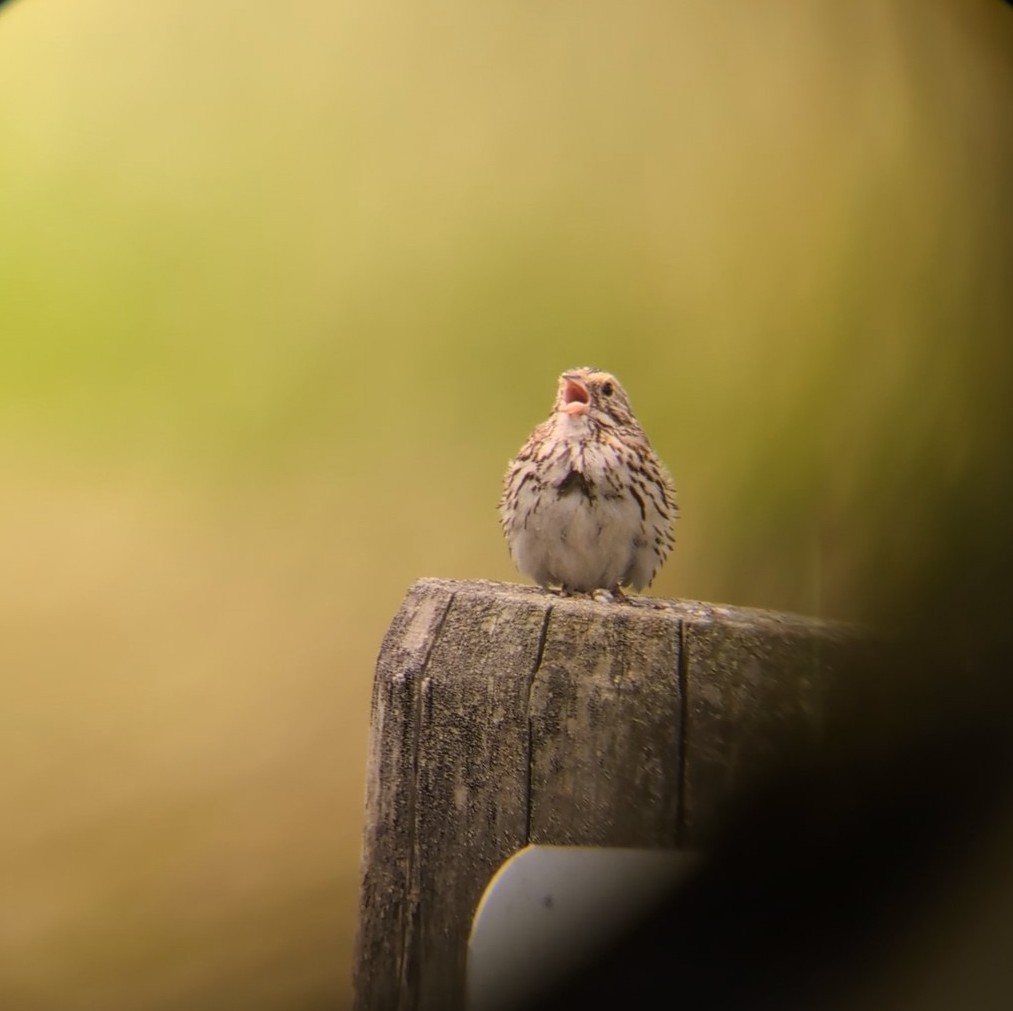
(2, 1, 1011, 1008)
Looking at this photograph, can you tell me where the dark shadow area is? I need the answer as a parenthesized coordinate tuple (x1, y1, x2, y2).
(533, 657, 1013, 1009)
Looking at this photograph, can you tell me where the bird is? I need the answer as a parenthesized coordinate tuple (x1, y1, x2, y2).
(500, 367, 677, 600)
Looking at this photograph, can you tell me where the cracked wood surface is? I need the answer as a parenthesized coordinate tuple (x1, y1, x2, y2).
(354, 578, 862, 1011)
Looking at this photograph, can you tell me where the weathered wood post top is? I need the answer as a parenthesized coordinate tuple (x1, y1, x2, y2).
(354, 578, 861, 1011)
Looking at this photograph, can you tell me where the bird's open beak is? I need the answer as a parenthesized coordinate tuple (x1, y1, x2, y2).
(559, 374, 591, 416)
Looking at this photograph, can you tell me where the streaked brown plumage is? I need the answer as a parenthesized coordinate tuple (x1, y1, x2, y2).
(500, 367, 677, 598)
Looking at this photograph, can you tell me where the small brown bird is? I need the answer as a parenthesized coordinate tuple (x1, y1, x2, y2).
(500, 367, 677, 599)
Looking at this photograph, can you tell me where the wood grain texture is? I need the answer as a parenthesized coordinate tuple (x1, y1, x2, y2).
(528, 602, 681, 847)
(353, 579, 861, 1011)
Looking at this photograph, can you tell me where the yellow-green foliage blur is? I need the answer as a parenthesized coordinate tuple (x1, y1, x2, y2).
(2, 1, 1011, 1008)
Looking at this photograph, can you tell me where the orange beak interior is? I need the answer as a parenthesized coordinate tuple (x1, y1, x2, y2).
(560, 378, 590, 415)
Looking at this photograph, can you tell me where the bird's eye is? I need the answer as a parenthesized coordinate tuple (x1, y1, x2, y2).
(601, 382, 614, 397)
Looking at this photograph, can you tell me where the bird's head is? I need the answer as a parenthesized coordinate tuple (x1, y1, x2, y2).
(555, 367, 636, 428)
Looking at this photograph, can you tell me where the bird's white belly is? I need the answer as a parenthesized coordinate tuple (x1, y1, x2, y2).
(511, 490, 643, 592)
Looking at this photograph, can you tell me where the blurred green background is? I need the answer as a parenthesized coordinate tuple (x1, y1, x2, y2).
(1, 1, 1011, 1008)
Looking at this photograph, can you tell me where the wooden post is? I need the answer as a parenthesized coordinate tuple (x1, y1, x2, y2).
(353, 578, 863, 1011)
